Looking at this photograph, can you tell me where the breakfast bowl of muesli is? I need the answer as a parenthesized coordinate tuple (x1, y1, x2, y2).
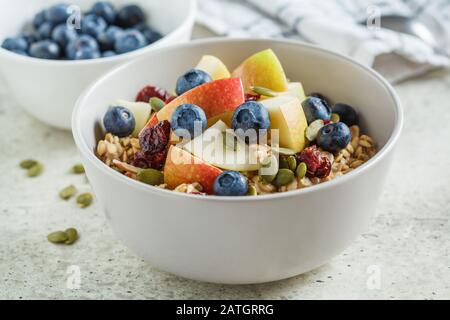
(72, 38, 403, 284)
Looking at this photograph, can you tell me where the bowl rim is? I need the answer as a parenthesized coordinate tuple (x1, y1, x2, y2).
(72, 37, 404, 202)
(0, 0, 197, 66)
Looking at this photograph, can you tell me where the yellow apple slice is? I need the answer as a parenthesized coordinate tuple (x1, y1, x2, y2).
(287, 82, 306, 103)
(196, 55, 231, 80)
(182, 121, 262, 172)
(231, 49, 289, 93)
(261, 95, 308, 152)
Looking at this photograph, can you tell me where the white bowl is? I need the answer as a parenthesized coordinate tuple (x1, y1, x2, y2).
(72, 38, 403, 284)
(0, 0, 196, 129)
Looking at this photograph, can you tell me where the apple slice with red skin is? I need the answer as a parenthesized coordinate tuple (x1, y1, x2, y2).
(164, 145, 222, 194)
(141, 78, 245, 132)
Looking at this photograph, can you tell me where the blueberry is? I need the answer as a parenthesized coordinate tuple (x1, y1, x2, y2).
(1, 37, 28, 52)
(33, 10, 47, 29)
(213, 171, 248, 196)
(36, 22, 54, 40)
(135, 23, 162, 44)
(45, 4, 70, 25)
(97, 26, 123, 51)
(21, 32, 37, 46)
(231, 101, 270, 144)
(12, 50, 28, 56)
(310, 92, 330, 105)
(102, 50, 116, 57)
(316, 122, 351, 153)
(175, 69, 212, 96)
(81, 14, 107, 38)
(301, 96, 331, 124)
(114, 29, 147, 54)
(29, 40, 60, 59)
(66, 35, 100, 60)
(52, 24, 78, 47)
(91, 1, 116, 24)
(103, 106, 136, 137)
(171, 104, 207, 139)
(332, 103, 359, 127)
(116, 5, 146, 28)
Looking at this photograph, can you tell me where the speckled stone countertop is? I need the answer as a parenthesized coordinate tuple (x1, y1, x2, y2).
(1, 29, 450, 300)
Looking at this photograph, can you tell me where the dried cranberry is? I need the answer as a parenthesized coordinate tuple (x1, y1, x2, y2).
(245, 93, 261, 102)
(132, 151, 151, 169)
(323, 120, 332, 125)
(136, 85, 172, 103)
(296, 145, 331, 178)
(139, 120, 171, 154)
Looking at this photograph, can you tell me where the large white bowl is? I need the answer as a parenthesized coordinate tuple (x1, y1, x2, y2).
(0, 0, 196, 129)
(72, 38, 403, 284)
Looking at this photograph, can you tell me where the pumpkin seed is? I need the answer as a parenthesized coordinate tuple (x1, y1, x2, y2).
(272, 147, 296, 156)
(279, 156, 289, 169)
(20, 159, 38, 169)
(296, 162, 307, 179)
(137, 169, 164, 186)
(250, 86, 278, 97)
(273, 169, 295, 187)
(72, 164, 85, 174)
(305, 119, 325, 141)
(64, 228, 79, 245)
(331, 113, 340, 123)
(247, 185, 257, 196)
(287, 156, 297, 171)
(59, 185, 77, 200)
(259, 154, 278, 183)
(47, 231, 68, 244)
(149, 97, 166, 112)
(27, 163, 43, 177)
(77, 193, 93, 208)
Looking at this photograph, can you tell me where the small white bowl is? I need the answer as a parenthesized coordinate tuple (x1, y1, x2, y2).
(0, 0, 196, 129)
(73, 38, 403, 284)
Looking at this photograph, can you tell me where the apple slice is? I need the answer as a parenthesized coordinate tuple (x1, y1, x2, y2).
(182, 121, 262, 172)
(142, 78, 245, 133)
(113, 99, 152, 137)
(287, 82, 306, 103)
(196, 55, 231, 80)
(231, 49, 289, 94)
(261, 95, 308, 152)
(164, 145, 222, 194)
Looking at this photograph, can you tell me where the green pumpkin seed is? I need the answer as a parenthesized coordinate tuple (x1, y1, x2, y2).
(59, 185, 77, 200)
(279, 156, 289, 169)
(72, 164, 85, 174)
(331, 113, 340, 123)
(64, 228, 79, 245)
(273, 169, 295, 187)
(137, 169, 164, 186)
(27, 163, 43, 177)
(287, 156, 297, 171)
(149, 97, 166, 112)
(48, 231, 68, 244)
(296, 162, 307, 179)
(20, 159, 38, 169)
(305, 119, 325, 141)
(77, 193, 93, 208)
(250, 86, 279, 97)
(259, 154, 278, 183)
(247, 185, 257, 196)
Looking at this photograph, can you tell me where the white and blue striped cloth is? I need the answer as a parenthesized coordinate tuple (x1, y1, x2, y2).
(197, 0, 450, 83)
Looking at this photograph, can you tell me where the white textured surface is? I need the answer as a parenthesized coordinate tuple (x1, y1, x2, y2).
(1, 33, 450, 300)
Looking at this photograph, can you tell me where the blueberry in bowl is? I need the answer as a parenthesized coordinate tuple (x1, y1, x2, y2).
(0, 0, 196, 129)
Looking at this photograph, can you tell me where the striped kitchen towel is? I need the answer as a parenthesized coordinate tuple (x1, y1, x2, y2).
(197, 0, 450, 83)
